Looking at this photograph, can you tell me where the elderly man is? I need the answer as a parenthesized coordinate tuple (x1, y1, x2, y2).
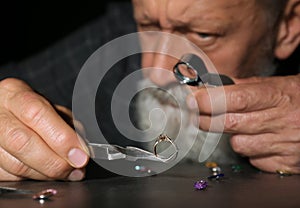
(0, 0, 299, 181)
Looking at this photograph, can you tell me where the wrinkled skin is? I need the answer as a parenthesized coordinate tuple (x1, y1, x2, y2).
(0, 0, 299, 181)
(0, 79, 88, 181)
(133, 0, 300, 173)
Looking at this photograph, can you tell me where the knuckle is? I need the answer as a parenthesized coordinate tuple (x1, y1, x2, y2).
(17, 91, 50, 125)
(52, 132, 74, 148)
(0, 168, 24, 181)
(8, 160, 31, 177)
(5, 127, 33, 154)
(230, 136, 246, 154)
(0, 78, 28, 90)
(224, 114, 239, 130)
(229, 90, 249, 111)
(0, 148, 30, 179)
(44, 159, 71, 179)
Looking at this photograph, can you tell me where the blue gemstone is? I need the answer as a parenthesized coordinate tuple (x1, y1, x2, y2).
(207, 173, 225, 180)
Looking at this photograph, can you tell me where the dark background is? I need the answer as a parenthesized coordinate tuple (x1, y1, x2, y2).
(0, 1, 298, 74)
(0, 1, 129, 66)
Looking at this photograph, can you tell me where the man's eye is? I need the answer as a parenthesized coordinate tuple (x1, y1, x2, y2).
(197, 33, 213, 39)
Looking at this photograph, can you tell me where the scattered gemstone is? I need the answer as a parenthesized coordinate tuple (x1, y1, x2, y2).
(211, 166, 221, 174)
(194, 180, 208, 190)
(207, 173, 225, 180)
(205, 162, 218, 168)
(231, 165, 243, 172)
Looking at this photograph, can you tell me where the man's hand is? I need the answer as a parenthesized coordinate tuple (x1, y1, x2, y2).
(0, 78, 89, 181)
(187, 74, 300, 173)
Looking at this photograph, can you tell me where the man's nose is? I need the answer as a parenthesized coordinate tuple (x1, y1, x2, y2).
(142, 53, 178, 87)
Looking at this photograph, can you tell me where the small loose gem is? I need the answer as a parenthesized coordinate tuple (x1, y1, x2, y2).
(205, 162, 218, 168)
(32, 189, 57, 200)
(207, 173, 225, 180)
(211, 167, 221, 174)
(194, 180, 208, 190)
(232, 165, 243, 172)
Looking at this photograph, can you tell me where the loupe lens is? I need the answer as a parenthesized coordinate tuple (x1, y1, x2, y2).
(176, 63, 198, 81)
(173, 62, 200, 86)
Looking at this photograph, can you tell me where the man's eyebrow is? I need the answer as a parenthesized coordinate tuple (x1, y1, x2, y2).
(168, 14, 231, 32)
(189, 18, 230, 29)
(135, 3, 234, 30)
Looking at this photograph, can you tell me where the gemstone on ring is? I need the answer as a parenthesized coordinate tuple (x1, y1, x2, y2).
(194, 180, 208, 190)
(153, 134, 178, 157)
(32, 189, 57, 200)
(276, 170, 292, 177)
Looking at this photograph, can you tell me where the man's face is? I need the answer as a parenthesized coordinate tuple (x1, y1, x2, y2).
(132, 0, 276, 86)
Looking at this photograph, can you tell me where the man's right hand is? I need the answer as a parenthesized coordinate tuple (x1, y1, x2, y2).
(0, 78, 89, 181)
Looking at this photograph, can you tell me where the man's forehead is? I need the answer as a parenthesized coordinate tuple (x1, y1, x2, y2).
(166, 0, 253, 19)
(134, 0, 256, 24)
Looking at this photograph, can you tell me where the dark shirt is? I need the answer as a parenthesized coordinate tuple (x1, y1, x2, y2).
(0, 1, 299, 108)
(0, 2, 138, 109)
(0, 2, 142, 152)
(0, 2, 299, 178)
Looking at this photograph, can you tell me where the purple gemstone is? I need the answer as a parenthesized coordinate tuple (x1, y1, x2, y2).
(194, 180, 208, 190)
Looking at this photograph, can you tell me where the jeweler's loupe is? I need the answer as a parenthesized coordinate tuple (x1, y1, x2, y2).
(173, 54, 234, 86)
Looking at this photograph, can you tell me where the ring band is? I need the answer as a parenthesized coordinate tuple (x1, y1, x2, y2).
(153, 134, 177, 157)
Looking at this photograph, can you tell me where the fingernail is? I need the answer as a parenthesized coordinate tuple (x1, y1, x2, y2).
(68, 148, 88, 168)
(68, 169, 85, 181)
(187, 96, 198, 110)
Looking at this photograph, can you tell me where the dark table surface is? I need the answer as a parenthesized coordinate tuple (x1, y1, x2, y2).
(1, 161, 300, 208)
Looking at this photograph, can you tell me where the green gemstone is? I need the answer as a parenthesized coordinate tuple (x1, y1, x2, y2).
(231, 165, 242, 172)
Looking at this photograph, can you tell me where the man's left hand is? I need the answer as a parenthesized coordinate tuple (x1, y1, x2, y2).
(188, 74, 300, 173)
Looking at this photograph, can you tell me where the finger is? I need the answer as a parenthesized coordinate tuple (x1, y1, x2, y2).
(187, 81, 283, 115)
(54, 104, 74, 127)
(0, 167, 24, 181)
(0, 112, 73, 180)
(0, 146, 52, 180)
(54, 105, 73, 118)
(198, 108, 284, 134)
(67, 168, 86, 182)
(230, 134, 300, 158)
(229, 134, 280, 157)
(232, 76, 265, 84)
(5, 90, 89, 169)
(249, 155, 300, 174)
(54, 105, 87, 139)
